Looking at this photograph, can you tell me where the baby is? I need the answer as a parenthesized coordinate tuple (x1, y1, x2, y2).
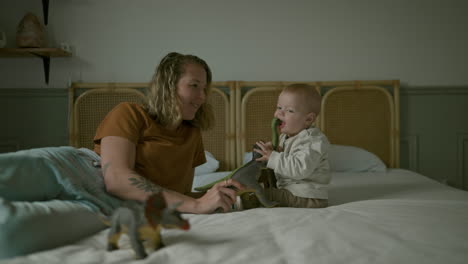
(255, 83, 331, 208)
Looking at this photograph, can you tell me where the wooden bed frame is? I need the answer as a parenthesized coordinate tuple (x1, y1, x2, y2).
(69, 80, 399, 172)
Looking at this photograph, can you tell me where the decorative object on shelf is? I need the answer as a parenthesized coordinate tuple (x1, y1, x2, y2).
(0, 31, 6, 48)
(16, 12, 46, 48)
(0, 7, 70, 85)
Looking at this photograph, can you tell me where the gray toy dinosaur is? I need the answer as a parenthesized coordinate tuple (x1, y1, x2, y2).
(103, 192, 190, 259)
(195, 118, 281, 209)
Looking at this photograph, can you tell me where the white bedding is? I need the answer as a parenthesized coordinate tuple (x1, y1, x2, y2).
(4, 169, 468, 264)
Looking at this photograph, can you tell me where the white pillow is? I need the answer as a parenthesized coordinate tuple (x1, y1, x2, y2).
(328, 144, 387, 172)
(194, 151, 219, 176)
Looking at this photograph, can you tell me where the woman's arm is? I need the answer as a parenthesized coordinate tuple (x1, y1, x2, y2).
(100, 136, 242, 214)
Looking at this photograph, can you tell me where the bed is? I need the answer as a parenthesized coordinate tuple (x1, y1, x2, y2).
(4, 80, 468, 264)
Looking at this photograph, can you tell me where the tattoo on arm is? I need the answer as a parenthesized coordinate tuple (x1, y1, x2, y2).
(102, 161, 163, 194)
(129, 174, 164, 194)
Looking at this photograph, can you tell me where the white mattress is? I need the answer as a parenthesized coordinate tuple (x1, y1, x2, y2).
(4, 169, 468, 264)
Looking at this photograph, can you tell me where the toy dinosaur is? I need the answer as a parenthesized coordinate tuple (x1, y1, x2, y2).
(195, 118, 281, 209)
(103, 192, 190, 259)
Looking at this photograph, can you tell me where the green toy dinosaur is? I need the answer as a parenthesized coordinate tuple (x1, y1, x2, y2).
(195, 118, 281, 209)
(103, 192, 190, 259)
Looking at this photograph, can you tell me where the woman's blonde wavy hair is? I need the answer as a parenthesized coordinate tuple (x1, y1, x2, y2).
(144, 52, 214, 130)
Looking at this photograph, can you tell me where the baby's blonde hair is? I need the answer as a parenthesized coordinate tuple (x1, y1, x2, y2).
(283, 83, 321, 115)
(144, 52, 214, 130)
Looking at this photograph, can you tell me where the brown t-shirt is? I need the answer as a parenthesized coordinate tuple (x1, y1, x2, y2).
(93, 102, 206, 195)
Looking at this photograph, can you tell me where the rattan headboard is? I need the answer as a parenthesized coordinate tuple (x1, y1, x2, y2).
(69, 80, 399, 172)
(68, 82, 236, 171)
(236, 80, 400, 168)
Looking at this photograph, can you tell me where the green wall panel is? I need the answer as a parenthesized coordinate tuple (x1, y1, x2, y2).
(0, 88, 69, 152)
(400, 87, 468, 190)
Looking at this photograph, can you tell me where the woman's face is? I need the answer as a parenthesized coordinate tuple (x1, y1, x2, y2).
(177, 63, 207, 120)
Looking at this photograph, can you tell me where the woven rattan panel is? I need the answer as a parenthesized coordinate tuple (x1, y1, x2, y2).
(74, 89, 145, 150)
(322, 88, 392, 167)
(242, 88, 282, 154)
(202, 89, 229, 170)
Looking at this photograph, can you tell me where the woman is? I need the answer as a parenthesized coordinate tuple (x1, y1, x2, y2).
(94, 52, 243, 213)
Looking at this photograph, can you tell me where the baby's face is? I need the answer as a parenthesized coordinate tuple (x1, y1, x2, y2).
(274, 91, 315, 137)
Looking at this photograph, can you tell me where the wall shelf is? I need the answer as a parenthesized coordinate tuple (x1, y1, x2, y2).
(0, 48, 72, 84)
(42, 0, 49, 25)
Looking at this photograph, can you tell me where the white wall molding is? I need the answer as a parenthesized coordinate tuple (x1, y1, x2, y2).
(400, 134, 420, 172)
(457, 133, 468, 190)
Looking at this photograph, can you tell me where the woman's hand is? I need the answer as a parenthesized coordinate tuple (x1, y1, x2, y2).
(194, 179, 244, 213)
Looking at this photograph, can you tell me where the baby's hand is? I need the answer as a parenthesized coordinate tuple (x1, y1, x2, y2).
(255, 141, 273, 161)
